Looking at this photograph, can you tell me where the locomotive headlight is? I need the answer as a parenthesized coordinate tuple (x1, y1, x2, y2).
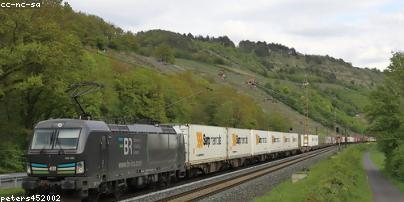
(26, 164, 31, 175)
(76, 161, 85, 174)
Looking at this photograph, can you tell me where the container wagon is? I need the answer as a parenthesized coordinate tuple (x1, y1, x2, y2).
(251, 129, 270, 161)
(174, 124, 227, 175)
(227, 128, 252, 167)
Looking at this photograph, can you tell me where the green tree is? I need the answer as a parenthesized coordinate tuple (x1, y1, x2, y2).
(154, 44, 175, 64)
(0, 0, 97, 172)
(366, 53, 404, 179)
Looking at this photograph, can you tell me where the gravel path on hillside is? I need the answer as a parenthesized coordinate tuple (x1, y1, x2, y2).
(363, 152, 404, 202)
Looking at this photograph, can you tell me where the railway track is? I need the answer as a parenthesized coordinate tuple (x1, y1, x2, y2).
(160, 147, 333, 202)
(121, 146, 335, 202)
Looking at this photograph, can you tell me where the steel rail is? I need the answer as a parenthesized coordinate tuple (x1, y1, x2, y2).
(159, 147, 334, 202)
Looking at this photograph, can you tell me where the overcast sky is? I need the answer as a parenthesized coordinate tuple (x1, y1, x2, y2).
(67, 0, 404, 70)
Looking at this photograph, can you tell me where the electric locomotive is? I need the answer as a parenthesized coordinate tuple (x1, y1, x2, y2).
(22, 119, 186, 200)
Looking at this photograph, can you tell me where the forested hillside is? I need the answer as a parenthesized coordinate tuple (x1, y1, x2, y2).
(0, 0, 384, 172)
(133, 29, 383, 132)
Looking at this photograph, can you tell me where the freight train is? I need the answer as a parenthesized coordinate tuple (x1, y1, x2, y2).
(22, 119, 367, 201)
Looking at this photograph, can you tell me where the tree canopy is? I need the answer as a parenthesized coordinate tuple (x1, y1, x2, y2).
(0, 0, 291, 173)
(366, 52, 404, 180)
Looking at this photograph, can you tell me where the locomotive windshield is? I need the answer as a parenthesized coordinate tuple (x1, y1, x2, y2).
(55, 129, 81, 149)
(30, 128, 81, 150)
(31, 129, 53, 150)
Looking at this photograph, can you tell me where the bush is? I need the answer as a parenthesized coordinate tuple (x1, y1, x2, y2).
(0, 143, 24, 173)
(154, 44, 175, 64)
(390, 141, 404, 180)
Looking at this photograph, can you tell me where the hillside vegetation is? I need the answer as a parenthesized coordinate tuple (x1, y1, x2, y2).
(366, 52, 404, 183)
(0, 0, 383, 172)
(132, 30, 383, 133)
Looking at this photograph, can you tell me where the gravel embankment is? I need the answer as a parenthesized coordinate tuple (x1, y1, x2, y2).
(199, 148, 338, 202)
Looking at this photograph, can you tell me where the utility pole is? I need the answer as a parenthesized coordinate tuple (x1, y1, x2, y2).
(345, 128, 348, 148)
(302, 75, 310, 146)
(335, 108, 340, 151)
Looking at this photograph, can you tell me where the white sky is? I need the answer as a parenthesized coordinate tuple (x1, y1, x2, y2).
(66, 0, 404, 70)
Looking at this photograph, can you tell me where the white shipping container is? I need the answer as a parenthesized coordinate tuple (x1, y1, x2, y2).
(283, 132, 299, 150)
(325, 136, 332, 144)
(325, 136, 336, 144)
(227, 128, 252, 159)
(300, 134, 319, 147)
(251, 130, 270, 155)
(310, 135, 319, 146)
(176, 124, 227, 165)
(269, 131, 284, 152)
(300, 134, 308, 147)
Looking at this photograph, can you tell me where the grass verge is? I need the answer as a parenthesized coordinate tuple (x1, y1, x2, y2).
(369, 143, 385, 170)
(369, 144, 404, 192)
(255, 144, 372, 202)
(0, 188, 24, 197)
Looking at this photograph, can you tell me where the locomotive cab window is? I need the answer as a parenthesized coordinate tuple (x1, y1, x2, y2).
(31, 129, 54, 150)
(55, 129, 81, 149)
(30, 128, 81, 150)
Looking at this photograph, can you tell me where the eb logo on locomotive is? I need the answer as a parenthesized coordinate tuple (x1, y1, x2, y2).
(118, 137, 140, 155)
